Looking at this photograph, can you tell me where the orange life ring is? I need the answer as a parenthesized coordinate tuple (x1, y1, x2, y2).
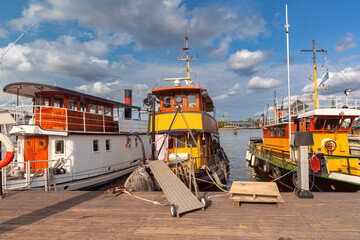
(125, 138, 130, 148)
(0, 133, 15, 168)
(259, 119, 263, 127)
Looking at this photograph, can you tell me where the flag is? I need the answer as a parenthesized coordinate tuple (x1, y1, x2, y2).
(318, 69, 329, 87)
(280, 100, 284, 110)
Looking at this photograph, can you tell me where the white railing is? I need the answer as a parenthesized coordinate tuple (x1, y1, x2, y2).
(0, 104, 148, 133)
(2, 158, 72, 190)
(264, 97, 359, 126)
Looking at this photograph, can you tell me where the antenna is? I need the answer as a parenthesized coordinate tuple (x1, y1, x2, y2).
(1, 14, 46, 69)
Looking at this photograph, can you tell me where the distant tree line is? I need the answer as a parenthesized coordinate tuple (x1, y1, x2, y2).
(218, 118, 261, 128)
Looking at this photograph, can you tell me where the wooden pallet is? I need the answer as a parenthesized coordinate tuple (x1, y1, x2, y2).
(229, 181, 284, 208)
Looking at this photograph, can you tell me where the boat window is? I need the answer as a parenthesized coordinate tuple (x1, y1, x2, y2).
(98, 105, 104, 115)
(36, 96, 41, 105)
(270, 129, 274, 137)
(168, 138, 174, 148)
(89, 103, 97, 113)
(306, 118, 311, 130)
(174, 95, 183, 107)
(187, 95, 197, 108)
(69, 97, 77, 110)
(105, 139, 110, 151)
(341, 118, 353, 130)
(93, 139, 99, 152)
(55, 140, 64, 154)
(105, 105, 112, 116)
(54, 96, 64, 108)
(174, 136, 185, 148)
(163, 96, 171, 108)
(44, 97, 51, 106)
(325, 118, 341, 130)
(281, 127, 286, 137)
(314, 118, 326, 130)
(187, 136, 197, 148)
(277, 128, 281, 137)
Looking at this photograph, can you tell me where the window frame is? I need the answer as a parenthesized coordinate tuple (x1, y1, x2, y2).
(93, 139, 100, 153)
(105, 139, 111, 151)
(54, 139, 65, 155)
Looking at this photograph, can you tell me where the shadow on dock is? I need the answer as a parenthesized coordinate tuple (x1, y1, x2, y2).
(0, 191, 102, 233)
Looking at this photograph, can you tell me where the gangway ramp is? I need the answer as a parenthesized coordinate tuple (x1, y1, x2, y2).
(148, 160, 204, 217)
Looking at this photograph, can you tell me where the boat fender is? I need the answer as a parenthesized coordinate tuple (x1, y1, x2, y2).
(0, 133, 15, 168)
(246, 150, 252, 161)
(254, 157, 260, 168)
(125, 137, 131, 148)
(263, 161, 271, 173)
(250, 155, 256, 167)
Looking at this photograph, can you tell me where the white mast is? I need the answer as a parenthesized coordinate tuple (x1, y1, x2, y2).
(285, 4, 292, 159)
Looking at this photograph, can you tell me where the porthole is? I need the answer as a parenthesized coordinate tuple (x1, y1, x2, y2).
(39, 141, 44, 147)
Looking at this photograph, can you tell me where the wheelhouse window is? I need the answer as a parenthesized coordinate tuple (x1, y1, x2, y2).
(187, 95, 197, 108)
(163, 96, 171, 108)
(314, 118, 326, 130)
(174, 136, 185, 148)
(187, 136, 197, 147)
(105, 105, 112, 116)
(89, 103, 97, 113)
(93, 139, 99, 152)
(44, 97, 51, 106)
(270, 129, 274, 137)
(277, 128, 281, 137)
(325, 118, 341, 130)
(98, 105, 104, 115)
(69, 97, 77, 110)
(341, 118, 353, 130)
(54, 96, 64, 108)
(105, 139, 110, 151)
(174, 95, 183, 107)
(55, 140, 64, 154)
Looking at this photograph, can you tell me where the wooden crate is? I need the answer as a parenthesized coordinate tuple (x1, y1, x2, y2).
(229, 181, 284, 208)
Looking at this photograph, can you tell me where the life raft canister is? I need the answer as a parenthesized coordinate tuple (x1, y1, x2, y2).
(0, 133, 15, 168)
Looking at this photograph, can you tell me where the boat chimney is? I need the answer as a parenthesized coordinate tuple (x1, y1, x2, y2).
(124, 89, 132, 119)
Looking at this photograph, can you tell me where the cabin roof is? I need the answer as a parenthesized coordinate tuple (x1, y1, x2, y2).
(296, 108, 360, 118)
(3, 82, 140, 110)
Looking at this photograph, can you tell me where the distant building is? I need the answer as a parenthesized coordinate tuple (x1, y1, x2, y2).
(223, 121, 259, 129)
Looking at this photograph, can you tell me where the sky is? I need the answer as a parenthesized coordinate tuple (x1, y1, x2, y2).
(1, 0, 360, 120)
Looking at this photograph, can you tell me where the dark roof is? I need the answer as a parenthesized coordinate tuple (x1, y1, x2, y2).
(3, 82, 140, 110)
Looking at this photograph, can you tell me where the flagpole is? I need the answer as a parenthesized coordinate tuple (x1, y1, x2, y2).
(285, 4, 292, 159)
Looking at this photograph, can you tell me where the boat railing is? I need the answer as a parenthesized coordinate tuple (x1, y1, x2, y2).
(250, 144, 359, 176)
(1, 158, 72, 190)
(264, 97, 359, 126)
(324, 154, 360, 175)
(0, 104, 148, 133)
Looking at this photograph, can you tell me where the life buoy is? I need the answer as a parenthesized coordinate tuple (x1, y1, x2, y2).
(125, 138, 130, 148)
(0, 133, 15, 168)
(259, 119, 263, 127)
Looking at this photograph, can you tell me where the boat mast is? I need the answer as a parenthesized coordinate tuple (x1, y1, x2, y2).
(301, 39, 327, 109)
(285, 4, 292, 159)
(178, 36, 198, 87)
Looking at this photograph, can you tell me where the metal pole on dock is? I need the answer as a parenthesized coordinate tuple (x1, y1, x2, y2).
(285, 4, 292, 160)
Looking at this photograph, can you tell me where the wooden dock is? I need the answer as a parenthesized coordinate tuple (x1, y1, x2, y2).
(1, 191, 360, 239)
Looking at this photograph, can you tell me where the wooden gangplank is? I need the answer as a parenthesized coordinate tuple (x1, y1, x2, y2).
(148, 160, 204, 216)
(229, 181, 284, 207)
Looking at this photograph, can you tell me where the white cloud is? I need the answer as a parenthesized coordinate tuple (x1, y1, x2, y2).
(212, 83, 242, 101)
(227, 49, 274, 75)
(335, 33, 357, 53)
(8, 0, 268, 52)
(246, 76, 281, 93)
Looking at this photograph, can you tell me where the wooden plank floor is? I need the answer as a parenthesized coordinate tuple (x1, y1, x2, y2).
(1, 191, 360, 239)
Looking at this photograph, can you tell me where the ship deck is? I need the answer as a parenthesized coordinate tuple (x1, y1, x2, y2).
(1, 191, 359, 239)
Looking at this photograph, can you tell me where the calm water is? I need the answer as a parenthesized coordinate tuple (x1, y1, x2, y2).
(220, 129, 263, 185)
(93, 129, 263, 191)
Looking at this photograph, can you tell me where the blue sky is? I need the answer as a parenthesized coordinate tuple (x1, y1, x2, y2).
(1, 0, 360, 120)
